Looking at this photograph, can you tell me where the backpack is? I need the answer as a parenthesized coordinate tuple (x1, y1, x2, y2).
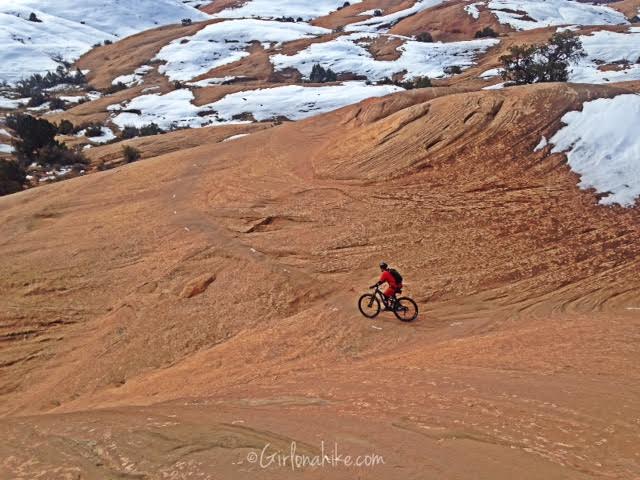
(388, 268, 403, 284)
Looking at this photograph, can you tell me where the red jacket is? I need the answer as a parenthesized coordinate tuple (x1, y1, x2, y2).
(379, 270, 399, 288)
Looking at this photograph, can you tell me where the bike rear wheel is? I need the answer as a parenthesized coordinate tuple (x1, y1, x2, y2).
(394, 297, 418, 322)
(358, 294, 381, 318)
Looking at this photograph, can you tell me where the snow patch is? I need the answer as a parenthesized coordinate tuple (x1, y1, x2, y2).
(359, 9, 381, 17)
(113, 65, 154, 87)
(110, 82, 402, 128)
(556, 25, 579, 32)
(272, 33, 499, 81)
(222, 133, 250, 142)
(0, 96, 29, 109)
(534, 136, 547, 152)
(155, 19, 329, 81)
(465, 2, 484, 20)
(110, 89, 207, 130)
(0, 0, 208, 84)
(38, 166, 74, 182)
(187, 77, 244, 88)
(569, 29, 640, 84)
(480, 67, 502, 78)
(548, 94, 640, 207)
(487, 0, 628, 31)
(0, 144, 14, 154)
(181, 0, 215, 6)
(28, 102, 51, 112)
(208, 81, 403, 121)
(346, 0, 447, 32)
(59, 95, 85, 104)
(6, 0, 208, 39)
(213, 0, 364, 20)
(78, 126, 117, 144)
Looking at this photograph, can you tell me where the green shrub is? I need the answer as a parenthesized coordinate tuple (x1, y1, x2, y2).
(122, 145, 141, 163)
(49, 97, 67, 110)
(415, 32, 433, 43)
(36, 144, 87, 166)
(475, 27, 499, 38)
(16, 67, 86, 97)
(7, 114, 87, 167)
(396, 76, 432, 89)
(0, 159, 26, 196)
(104, 82, 127, 95)
(57, 119, 75, 135)
(27, 91, 48, 107)
(500, 31, 586, 85)
(139, 122, 164, 136)
(444, 65, 463, 75)
(309, 64, 338, 83)
(118, 123, 164, 139)
(119, 126, 140, 139)
(8, 114, 58, 160)
(84, 123, 103, 137)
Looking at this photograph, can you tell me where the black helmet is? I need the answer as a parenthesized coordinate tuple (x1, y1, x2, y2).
(379, 262, 388, 269)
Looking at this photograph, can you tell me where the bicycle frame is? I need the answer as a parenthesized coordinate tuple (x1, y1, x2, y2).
(371, 285, 395, 308)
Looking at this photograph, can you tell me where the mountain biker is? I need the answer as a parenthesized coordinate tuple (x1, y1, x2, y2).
(371, 262, 403, 308)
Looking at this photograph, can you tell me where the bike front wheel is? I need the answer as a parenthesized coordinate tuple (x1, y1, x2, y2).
(394, 297, 418, 322)
(358, 293, 381, 318)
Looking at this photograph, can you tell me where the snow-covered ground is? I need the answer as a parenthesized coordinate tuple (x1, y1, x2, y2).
(109, 89, 205, 129)
(187, 77, 244, 88)
(113, 65, 154, 87)
(4, 0, 208, 39)
(480, 67, 502, 79)
(482, 82, 505, 89)
(59, 91, 102, 104)
(0, 7, 110, 84)
(207, 82, 403, 121)
(486, 0, 628, 30)
(0, 95, 29, 109)
(359, 9, 382, 17)
(78, 126, 117, 144)
(0, 0, 208, 84)
(569, 29, 640, 84)
(481, 28, 640, 85)
(109, 82, 402, 128)
(222, 133, 250, 142)
(0, 143, 14, 154)
(213, 0, 363, 21)
(346, 0, 446, 32)
(546, 94, 640, 207)
(465, 2, 483, 20)
(181, 0, 214, 6)
(156, 19, 329, 81)
(38, 166, 74, 182)
(272, 33, 499, 81)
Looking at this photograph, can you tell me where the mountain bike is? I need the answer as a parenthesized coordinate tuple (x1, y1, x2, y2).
(358, 285, 418, 322)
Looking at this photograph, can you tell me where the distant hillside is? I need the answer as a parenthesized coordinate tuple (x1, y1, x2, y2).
(0, 0, 208, 84)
